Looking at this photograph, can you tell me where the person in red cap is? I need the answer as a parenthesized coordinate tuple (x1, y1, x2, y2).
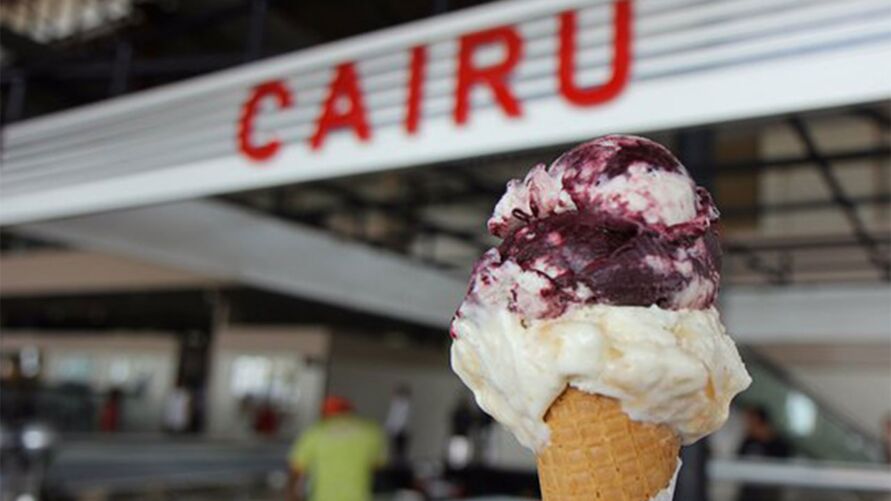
(286, 395, 385, 501)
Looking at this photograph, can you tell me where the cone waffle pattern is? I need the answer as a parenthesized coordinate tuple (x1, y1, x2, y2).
(537, 388, 680, 501)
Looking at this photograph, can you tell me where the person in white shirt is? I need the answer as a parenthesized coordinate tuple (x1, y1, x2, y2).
(163, 384, 191, 434)
(384, 384, 412, 465)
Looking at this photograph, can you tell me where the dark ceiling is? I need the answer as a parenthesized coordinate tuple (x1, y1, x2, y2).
(0, 0, 493, 123)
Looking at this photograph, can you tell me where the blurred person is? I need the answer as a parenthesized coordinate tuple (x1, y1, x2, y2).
(0, 357, 37, 424)
(736, 406, 792, 501)
(254, 398, 280, 437)
(287, 395, 384, 501)
(676, 440, 711, 501)
(474, 407, 496, 465)
(450, 396, 474, 438)
(99, 388, 123, 432)
(163, 383, 191, 434)
(884, 413, 891, 463)
(236, 394, 257, 436)
(446, 396, 474, 469)
(384, 384, 412, 464)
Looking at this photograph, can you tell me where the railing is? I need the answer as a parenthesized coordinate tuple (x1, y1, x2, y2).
(710, 458, 891, 492)
(5, 433, 889, 500)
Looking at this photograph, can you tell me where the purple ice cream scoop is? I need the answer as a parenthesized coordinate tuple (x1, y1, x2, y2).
(454, 135, 721, 329)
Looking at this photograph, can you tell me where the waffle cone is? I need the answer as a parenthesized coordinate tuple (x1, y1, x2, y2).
(537, 388, 680, 501)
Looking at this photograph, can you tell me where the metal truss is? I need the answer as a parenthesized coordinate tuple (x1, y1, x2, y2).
(788, 116, 890, 280)
(0, 0, 488, 124)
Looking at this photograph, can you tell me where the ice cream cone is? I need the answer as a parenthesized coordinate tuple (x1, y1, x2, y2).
(537, 388, 680, 501)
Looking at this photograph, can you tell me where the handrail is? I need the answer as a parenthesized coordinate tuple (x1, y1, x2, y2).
(709, 458, 891, 492)
(55, 457, 891, 494)
(61, 464, 284, 493)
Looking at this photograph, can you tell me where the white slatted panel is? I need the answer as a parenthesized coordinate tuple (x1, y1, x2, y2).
(2, 0, 890, 224)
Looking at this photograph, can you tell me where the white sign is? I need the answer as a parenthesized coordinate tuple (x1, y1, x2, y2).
(2, 0, 890, 225)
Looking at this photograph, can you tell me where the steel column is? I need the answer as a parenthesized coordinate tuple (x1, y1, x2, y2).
(674, 129, 715, 501)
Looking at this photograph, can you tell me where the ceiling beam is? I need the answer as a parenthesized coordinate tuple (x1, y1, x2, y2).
(15, 199, 466, 328)
(788, 117, 890, 279)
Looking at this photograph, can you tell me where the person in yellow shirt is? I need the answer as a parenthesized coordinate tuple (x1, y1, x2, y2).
(287, 396, 385, 501)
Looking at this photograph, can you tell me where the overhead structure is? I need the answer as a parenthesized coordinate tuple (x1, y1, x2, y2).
(16, 198, 891, 338)
(2, 0, 890, 225)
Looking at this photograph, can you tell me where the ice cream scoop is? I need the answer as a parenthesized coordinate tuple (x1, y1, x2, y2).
(450, 135, 751, 501)
(482, 134, 721, 317)
(488, 135, 718, 236)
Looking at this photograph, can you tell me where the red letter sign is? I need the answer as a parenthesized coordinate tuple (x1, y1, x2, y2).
(310, 62, 371, 150)
(558, 1, 632, 106)
(405, 45, 427, 134)
(237, 80, 293, 162)
(454, 26, 523, 125)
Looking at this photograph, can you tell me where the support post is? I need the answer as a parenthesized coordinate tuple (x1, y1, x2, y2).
(109, 41, 132, 96)
(4, 71, 27, 123)
(674, 128, 715, 501)
(245, 0, 268, 61)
